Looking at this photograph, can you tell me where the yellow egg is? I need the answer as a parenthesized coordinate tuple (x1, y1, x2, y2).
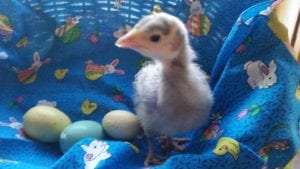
(102, 110, 140, 141)
(23, 106, 71, 143)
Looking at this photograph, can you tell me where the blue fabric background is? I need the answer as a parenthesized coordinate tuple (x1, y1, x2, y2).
(0, 0, 299, 169)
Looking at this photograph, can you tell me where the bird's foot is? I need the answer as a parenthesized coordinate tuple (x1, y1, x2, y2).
(159, 136, 191, 156)
(144, 150, 165, 166)
(144, 136, 168, 166)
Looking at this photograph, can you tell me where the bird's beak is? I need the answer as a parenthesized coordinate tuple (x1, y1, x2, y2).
(115, 28, 143, 49)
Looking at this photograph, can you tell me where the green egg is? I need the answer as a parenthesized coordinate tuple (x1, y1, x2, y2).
(60, 120, 103, 153)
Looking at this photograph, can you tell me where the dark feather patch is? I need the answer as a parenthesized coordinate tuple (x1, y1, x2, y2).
(136, 16, 170, 35)
(146, 22, 170, 35)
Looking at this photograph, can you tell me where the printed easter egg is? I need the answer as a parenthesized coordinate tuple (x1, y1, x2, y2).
(186, 14, 211, 36)
(60, 120, 104, 153)
(55, 16, 80, 44)
(60, 26, 80, 44)
(102, 110, 140, 141)
(17, 69, 37, 84)
(0, 14, 13, 36)
(85, 60, 105, 80)
(23, 106, 71, 143)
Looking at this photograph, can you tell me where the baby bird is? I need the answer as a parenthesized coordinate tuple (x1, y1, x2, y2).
(115, 12, 213, 166)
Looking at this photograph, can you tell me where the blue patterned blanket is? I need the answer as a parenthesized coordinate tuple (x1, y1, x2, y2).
(0, 0, 299, 169)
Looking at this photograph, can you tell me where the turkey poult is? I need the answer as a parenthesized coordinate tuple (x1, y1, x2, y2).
(115, 12, 213, 166)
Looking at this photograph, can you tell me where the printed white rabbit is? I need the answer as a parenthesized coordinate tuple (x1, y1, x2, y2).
(81, 140, 111, 169)
(185, 0, 203, 15)
(244, 60, 277, 89)
(37, 99, 57, 107)
(104, 59, 125, 75)
(0, 117, 26, 139)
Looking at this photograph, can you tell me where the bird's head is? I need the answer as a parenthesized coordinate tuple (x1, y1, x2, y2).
(115, 12, 189, 62)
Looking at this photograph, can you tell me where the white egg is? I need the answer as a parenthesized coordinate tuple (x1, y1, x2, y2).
(102, 110, 140, 141)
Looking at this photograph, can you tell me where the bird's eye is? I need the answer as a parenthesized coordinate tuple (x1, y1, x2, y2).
(149, 34, 161, 43)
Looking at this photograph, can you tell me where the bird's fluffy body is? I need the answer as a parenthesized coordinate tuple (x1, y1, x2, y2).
(134, 47, 212, 137)
(115, 12, 213, 165)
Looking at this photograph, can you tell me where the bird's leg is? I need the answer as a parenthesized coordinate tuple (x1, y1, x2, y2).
(144, 136, 165, 166)
(159, 136, 191, 157)
(171, 137, 191, 150)
(159, 136, 172, 157)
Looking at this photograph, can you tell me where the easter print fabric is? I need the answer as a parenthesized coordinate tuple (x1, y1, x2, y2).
(0, 0, 299, 169)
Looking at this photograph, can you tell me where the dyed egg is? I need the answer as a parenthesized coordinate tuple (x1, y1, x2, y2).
(102, 110, 140, 141)
(60, 120, 103, 153)
(23, 106, 71, 143)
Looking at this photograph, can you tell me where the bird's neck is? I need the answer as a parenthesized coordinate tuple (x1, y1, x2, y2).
(161, 45, 193, 76)
(162, 59, 187, 76)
